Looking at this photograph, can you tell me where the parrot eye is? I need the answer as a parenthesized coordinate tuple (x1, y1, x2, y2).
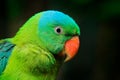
(55, 26, 63, 34)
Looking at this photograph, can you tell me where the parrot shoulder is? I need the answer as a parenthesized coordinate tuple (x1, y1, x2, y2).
(0, 39, 15, 74)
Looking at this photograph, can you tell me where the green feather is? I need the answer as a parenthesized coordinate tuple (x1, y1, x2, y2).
(0, 10, 80, 80)
(0, 43, 60, 80)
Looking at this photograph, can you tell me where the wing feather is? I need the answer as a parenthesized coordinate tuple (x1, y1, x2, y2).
(0, 40, 15, 74)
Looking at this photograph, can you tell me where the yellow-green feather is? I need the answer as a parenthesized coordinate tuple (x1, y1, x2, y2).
(0, 43, 60, 80)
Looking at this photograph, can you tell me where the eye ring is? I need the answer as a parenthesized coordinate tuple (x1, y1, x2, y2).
(55, 26, 63, 34)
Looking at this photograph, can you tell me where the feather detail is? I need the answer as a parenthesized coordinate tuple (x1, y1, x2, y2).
(0, 40, 15, 74)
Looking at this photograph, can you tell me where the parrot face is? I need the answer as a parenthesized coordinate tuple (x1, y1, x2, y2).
(38, 11, 80, 61)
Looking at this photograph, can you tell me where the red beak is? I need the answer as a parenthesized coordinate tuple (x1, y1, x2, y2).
(64, 36, 80, 62)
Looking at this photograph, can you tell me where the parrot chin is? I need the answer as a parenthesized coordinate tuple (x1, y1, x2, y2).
(58, 36, 80, 62)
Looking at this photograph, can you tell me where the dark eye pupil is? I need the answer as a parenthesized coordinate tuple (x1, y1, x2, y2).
(56, 28, 61, 33)
(55, 27, 62, 34)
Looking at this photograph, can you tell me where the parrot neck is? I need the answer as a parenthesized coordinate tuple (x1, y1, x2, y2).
(11, 12, 48, 52)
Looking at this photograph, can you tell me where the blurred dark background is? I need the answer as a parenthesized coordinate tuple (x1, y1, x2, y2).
(0, 0, 120, 80)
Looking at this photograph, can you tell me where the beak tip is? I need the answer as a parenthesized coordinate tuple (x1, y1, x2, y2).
(64, 56, 70, 62)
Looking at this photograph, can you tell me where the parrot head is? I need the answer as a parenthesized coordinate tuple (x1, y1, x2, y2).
(12, 10, 80, 72)
(38, 11, 80, 62)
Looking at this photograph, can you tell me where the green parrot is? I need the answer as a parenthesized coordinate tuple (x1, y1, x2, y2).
(0, 10, 80, 80)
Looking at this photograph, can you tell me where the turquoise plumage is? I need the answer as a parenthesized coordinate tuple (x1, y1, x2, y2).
(0, 40, 14, 74)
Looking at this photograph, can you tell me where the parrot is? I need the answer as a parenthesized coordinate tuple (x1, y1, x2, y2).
(0, 10, 80, 80)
